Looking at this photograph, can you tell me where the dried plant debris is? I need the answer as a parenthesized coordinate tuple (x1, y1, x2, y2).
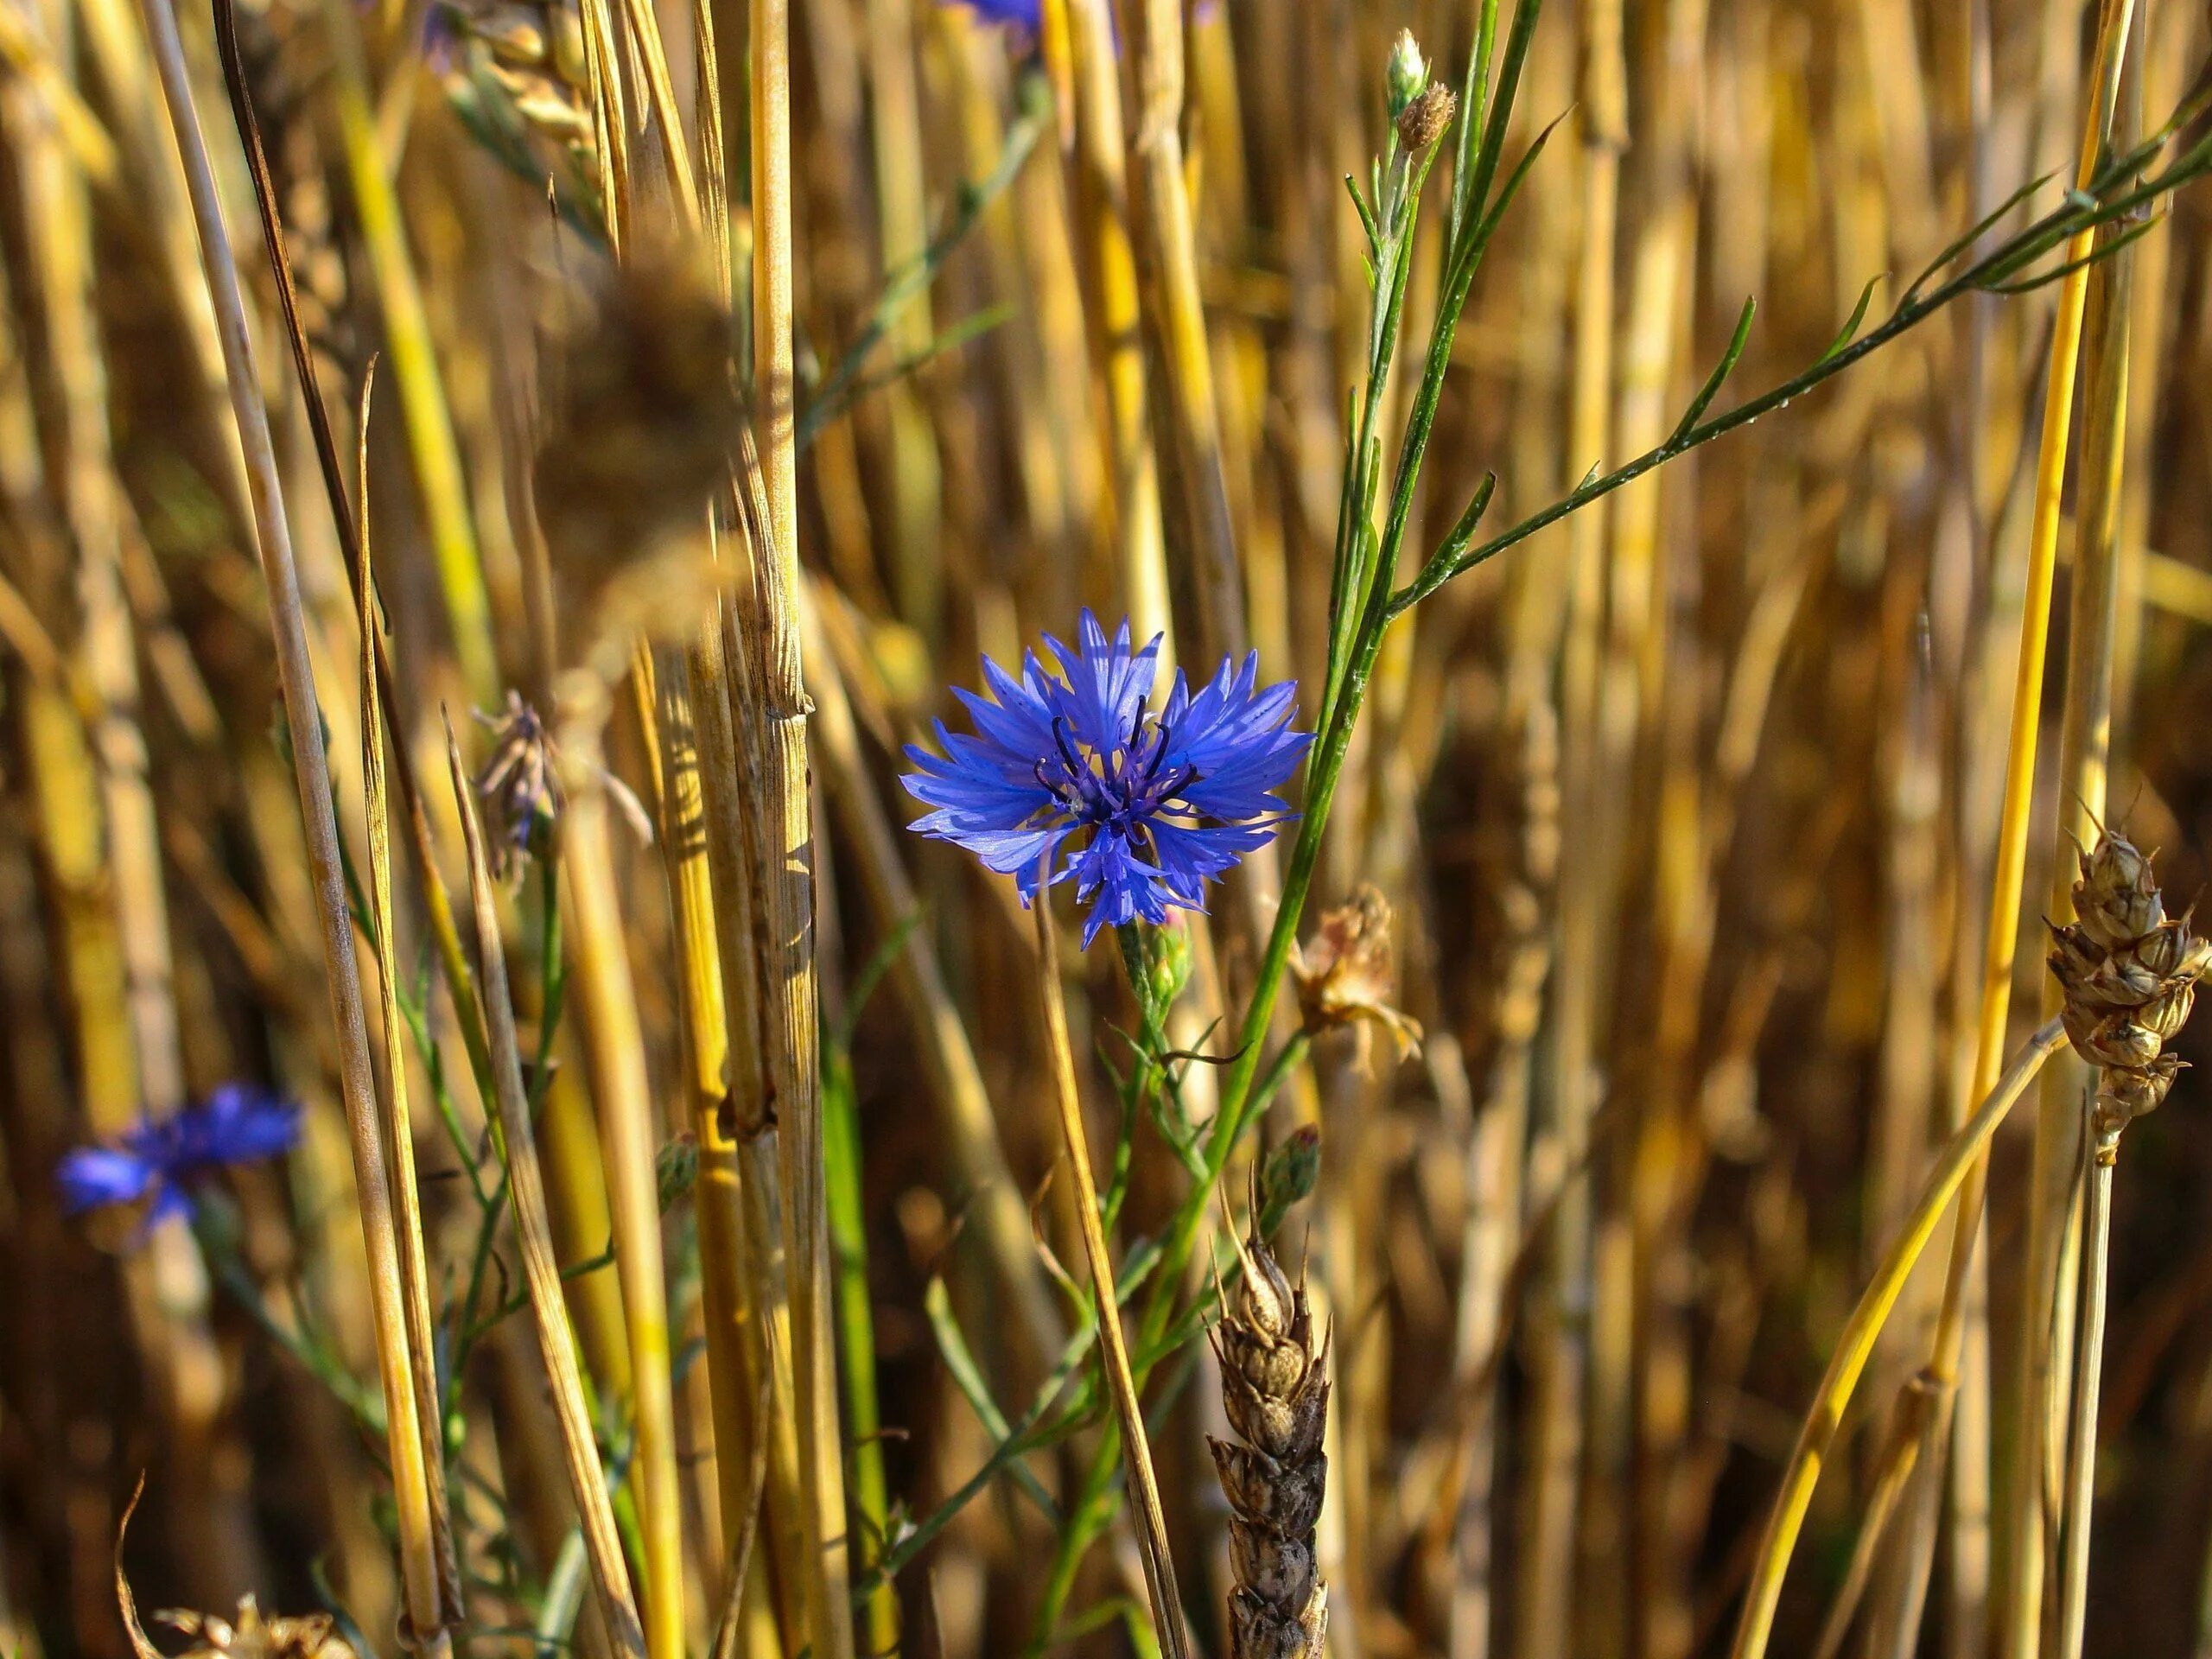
(155, 1604, 356, 1659)
(1291, 884, 1421, 1065)
(2049, 830, 2212, 1137)
(1210, 1220, 1329, 1659)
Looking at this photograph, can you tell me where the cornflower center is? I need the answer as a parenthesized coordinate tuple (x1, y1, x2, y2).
(1033, 711, 1193, 835)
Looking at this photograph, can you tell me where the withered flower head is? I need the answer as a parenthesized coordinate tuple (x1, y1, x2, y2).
(1291, 885, 1422, 1065)
(474, 690, 652, 878)
(1395, 83, 1458, 152)
(475, 690, 561, 876)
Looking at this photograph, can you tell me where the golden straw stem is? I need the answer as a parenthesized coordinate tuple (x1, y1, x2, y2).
(1876, 5, 2135, 1647)
(690, 599, 815, 1654)
(1522, 3, 1624, 1650)
(447, 722, 647, 1659)
(1032, 876, 1190, 1659)
(1726, 1017, 2068, 1659)
(2054, 1123, 2122, 1659)
(318, 0, 498, 710)
(2005, 60, 2139, 1658)
(557, 687, 688, 1659)
(356, 373, 461, 1648)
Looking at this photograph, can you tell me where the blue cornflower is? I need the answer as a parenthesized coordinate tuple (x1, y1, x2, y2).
(58, 1084, 302, 1229)
(901, 611, 1310, 945)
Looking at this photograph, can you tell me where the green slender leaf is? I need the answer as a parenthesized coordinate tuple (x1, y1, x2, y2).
(1672, 297, 1758, 442)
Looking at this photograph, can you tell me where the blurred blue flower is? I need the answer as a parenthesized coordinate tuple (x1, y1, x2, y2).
(901, 611, 1309, 945)
(59, 1084, 302, 1228)
(946, 0, 1041, 29)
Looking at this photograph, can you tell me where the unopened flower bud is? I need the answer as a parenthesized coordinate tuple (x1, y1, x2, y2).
(1147, 922, 1193, 1010)
(1385, 29, 1428, 117)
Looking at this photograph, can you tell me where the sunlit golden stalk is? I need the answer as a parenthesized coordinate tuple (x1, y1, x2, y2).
(1875, 7, 2135, 1649)
(862, 0, 942, 639)
(120, 0, 469, 1627)
(1585, 99, 1695, 1657)
(355, 376, 462, 1644)
(610, 0, 699, 226)
(2053, 1120, 2122, 1659)
(576, 0, 633, 252)
(11, 0, 183, 1135)
(2004, 82, 2139, 1659)
(1033, 874, 1190, 1659)
(1116, 0, 1242, 669)
(1522, 2, 1624, 1651)
(315, 0, 497, 709)
(0, 226, 252, 1598)
(556, 682, 688, 1659)
(2111, 2, 2194, 739)
(747, 0, 854, 1646)
(645, 647, 771, 1608)
(67, 0, 256, 537)
(645, 645, 783, 1659)
(1064, 0, 1171, 656)
(447, 724, 646, 1658)
(1727, 1016, 2068, 1659)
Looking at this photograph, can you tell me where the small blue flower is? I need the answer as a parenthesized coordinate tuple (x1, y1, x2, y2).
(901, 611, 1310, 945)
(59, 1084, 302, 1229)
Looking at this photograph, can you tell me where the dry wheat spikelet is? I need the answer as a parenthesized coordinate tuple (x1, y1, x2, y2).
(2048, 829, 2212, 1143)
(1209, 1216, 1330, 1659)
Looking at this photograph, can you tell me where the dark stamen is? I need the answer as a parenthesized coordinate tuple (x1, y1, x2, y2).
(1051, 715, 1084, 779)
